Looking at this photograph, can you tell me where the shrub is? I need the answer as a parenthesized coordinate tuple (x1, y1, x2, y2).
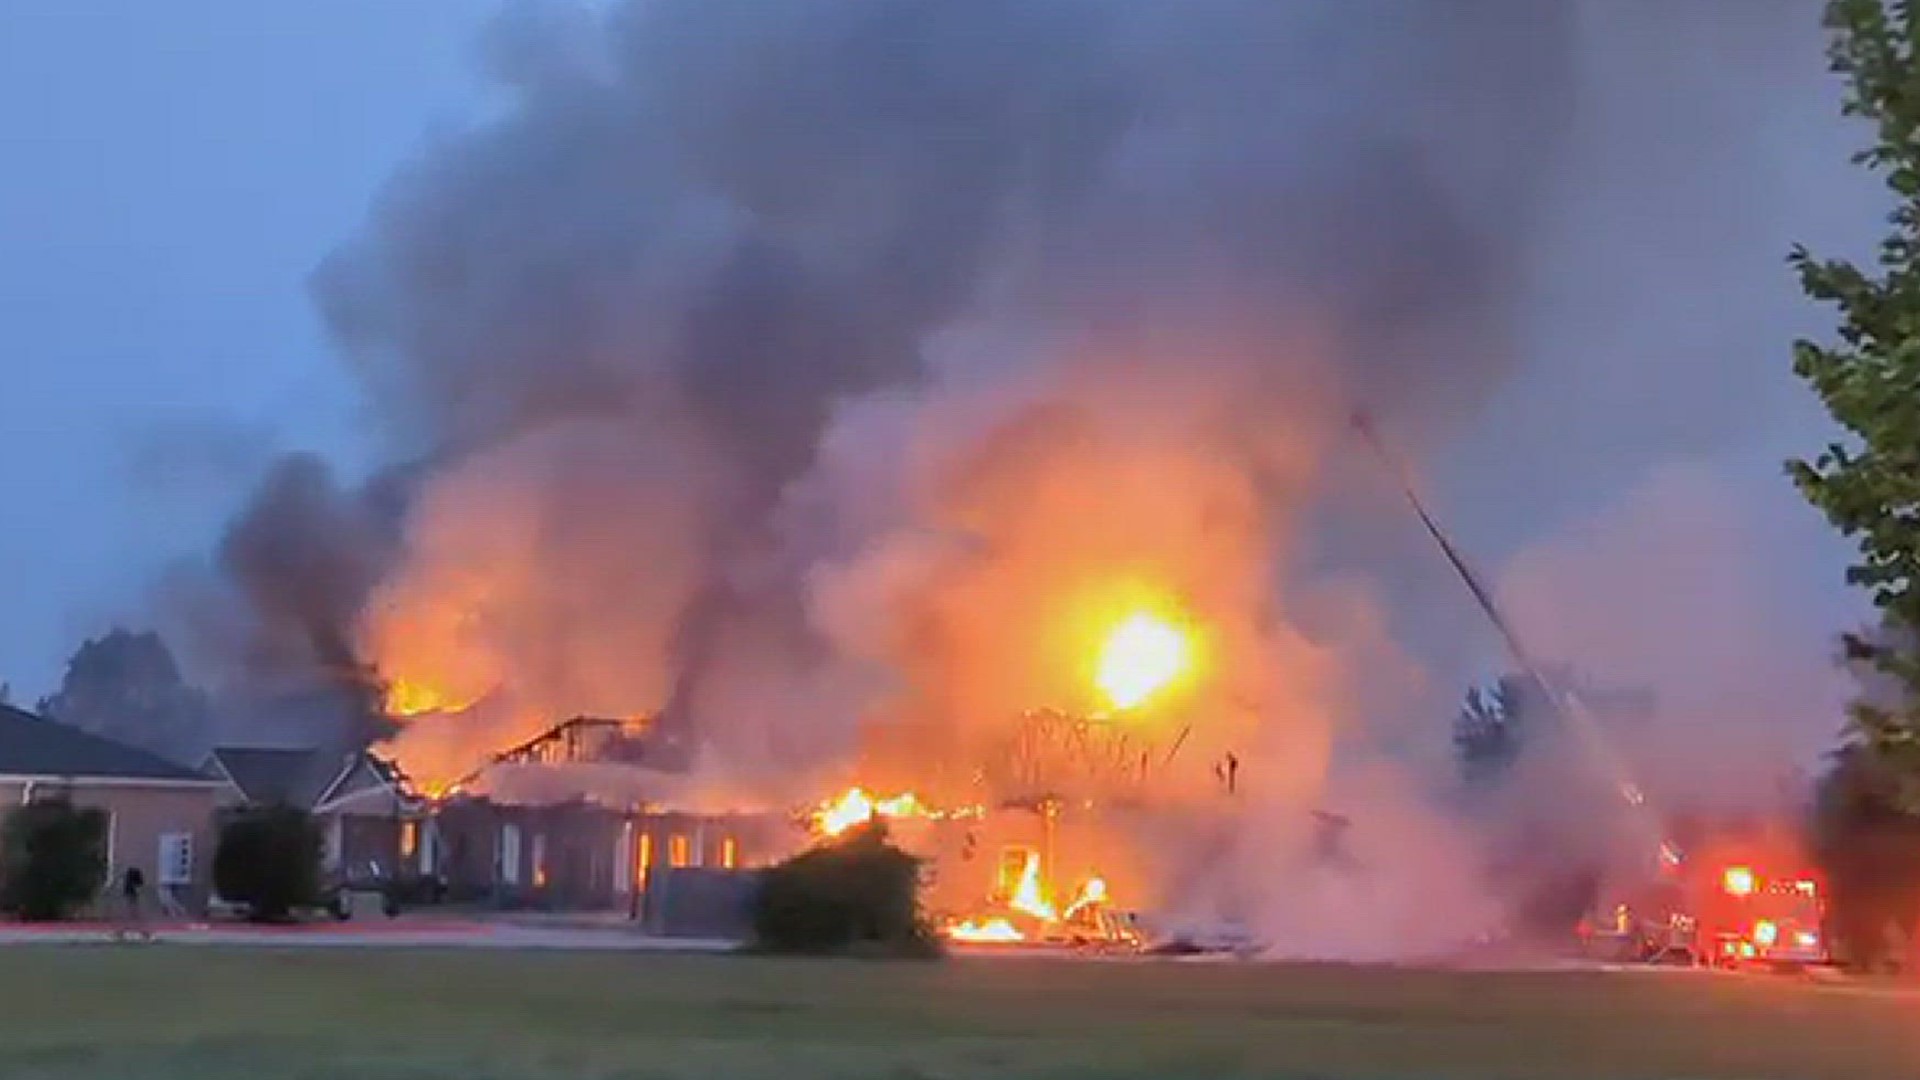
(214, 804, 322, 922)
(751, 822, 938, 957)
(0, 798, 109, 921)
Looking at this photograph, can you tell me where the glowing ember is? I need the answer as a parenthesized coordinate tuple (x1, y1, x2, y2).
(1095, 612, 1188, 709)
(947, 917, 1023, 943)
(812, 787, 928, 837)
(1063, 876, 1108, 922)
(1009, 849, 1056, 920)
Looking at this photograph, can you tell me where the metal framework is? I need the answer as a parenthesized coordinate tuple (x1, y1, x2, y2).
(445, 714, 656, 794)
(990, 707, 1160, 803)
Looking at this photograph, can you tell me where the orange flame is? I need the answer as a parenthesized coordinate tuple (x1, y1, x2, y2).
(947, 917, 1023, 944)
(812, 787, 928, 837)
(384, 677, 481, 718)
(1063, 875, 1109, 921)
(1009, 849, 1057, 921)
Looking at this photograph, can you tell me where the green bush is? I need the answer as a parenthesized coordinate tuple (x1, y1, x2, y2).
(214, 804, 322, 922)
(750, 822, 938, 957)
(0, 798, 109, 921)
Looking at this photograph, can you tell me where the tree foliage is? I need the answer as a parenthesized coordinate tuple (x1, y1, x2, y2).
(214, 805, 323, 922)
(1453, 670, 1652, 788)
(1814, 745, 1920, 968)
(37, 629, 210, 765)
(0, 798, 109, 921)
(751, 823, 937, 956)
(1455, 678, 1523, 787)
(1791, 0, 1920, 800)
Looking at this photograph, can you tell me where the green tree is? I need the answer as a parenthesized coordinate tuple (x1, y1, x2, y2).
(37, 629, 210, 765)
(1455, 678, 1521, 788)
(1813, 744, 1920, 968)
(1791, 0, 1920, 802)
(1453, 669, 1652, 790)
(213, 805, 322, 922)
(0, 798, 109, 921)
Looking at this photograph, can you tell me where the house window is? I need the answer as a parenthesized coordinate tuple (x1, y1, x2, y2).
(720, 837, 738, 870)
(323, 815, 344, 871)
(668, 834, 689, 868)
(614, 824, 634, 895)
(400, 820, 419, 861)
(158, 832, 193, 887)
(531, 833, 549, 889)
(637, 831, 654, 889)
(500, 823, 522, 885)
(420, 821, 438, 875)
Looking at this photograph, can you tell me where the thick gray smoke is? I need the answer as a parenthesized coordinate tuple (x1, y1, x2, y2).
(300, 0, 1571, 762)
(160, 454, 416, 753)
(166, 0, 1873, 955)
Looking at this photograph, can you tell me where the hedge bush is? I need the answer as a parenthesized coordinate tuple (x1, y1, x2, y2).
(751, 822, 937, 956)
(214, 804, 322, 921)
(0, 798, 109, 921)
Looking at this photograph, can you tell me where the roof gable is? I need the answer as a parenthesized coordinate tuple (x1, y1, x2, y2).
(313, 751, 420, 814)
(204, 746, 334, 806)
(0, 706, 215, 784)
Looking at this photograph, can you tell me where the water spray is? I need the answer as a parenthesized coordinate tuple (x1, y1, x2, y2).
(1351, 412, 1669, 862)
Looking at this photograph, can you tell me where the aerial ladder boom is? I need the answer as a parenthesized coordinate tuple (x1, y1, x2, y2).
(1352, 413, 1666, 854)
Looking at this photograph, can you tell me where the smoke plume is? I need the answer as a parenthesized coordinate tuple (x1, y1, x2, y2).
(168, 0, 1870, 956)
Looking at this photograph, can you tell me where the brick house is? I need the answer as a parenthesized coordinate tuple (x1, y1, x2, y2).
(204, 746, 430, 885)
(0, 704, 222, 914)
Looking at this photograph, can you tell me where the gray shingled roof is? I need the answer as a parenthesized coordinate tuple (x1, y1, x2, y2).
(205, 746, 337, 807)
(0, 705, 214, 783)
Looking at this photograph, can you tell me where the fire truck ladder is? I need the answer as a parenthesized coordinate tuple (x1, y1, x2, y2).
(1352, 413, 1662, 841)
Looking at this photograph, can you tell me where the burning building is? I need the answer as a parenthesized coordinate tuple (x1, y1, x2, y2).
(403, 715, 799, 917)
(431, 795, 787, 913)
(143, 0, 1856, 959)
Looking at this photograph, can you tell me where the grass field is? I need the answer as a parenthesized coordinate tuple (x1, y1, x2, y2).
(1, 947, 1916, 1080)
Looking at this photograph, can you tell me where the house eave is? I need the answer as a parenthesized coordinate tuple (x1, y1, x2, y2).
(0, 773, 224, 791)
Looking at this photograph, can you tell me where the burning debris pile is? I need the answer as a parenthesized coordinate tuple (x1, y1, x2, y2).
(808, 786, 1133, 949)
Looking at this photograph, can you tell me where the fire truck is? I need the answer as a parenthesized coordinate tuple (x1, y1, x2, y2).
(1694, 862, 1828, 968)
(1582, 844, 1829, 969)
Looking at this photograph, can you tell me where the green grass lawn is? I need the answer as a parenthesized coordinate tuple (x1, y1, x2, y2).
(2, 947, 1916, 1080)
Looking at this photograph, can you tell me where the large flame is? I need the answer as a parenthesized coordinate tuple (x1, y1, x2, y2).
(1009, 848, 1057, 921)
(1095, 612, 1190, 709)
(384, 677, 481, 719)
(813, 787, 928, 838)
(1063, 875, 1109, 922)
(944, 872, 1123, 946)
(947, 917, 1024, 944)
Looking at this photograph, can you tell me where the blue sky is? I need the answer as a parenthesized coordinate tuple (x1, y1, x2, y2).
(1, 1, 494, 695)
